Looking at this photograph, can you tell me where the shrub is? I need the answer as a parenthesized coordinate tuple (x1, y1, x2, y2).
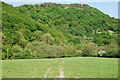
(19, 38, 28, 48)
(12, 45, 23, 53)
(75, 50, 82, 56)
(41, 33, 54, 45)
(14, 53, 22, 59)
(107, 51, 118, 58)
(2, 52, 6, 60)
(25, 41, 65, 58)
(34, 30, 42, 41)
(103, 43, 118, 57)
(71, 36, 81, 44)
(93, 36, 104, 46)
(82, 43, 99, 57)
(63, 45, 76, 57)
(14, 49, 31, 59)
(102, 53, 107, 57)
(75, 43, 85, 50)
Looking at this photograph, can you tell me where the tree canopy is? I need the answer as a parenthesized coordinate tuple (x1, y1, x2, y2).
(1, 2, 119, 59)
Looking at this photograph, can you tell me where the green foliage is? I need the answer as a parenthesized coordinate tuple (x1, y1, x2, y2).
(83, 43, 99, 57)
(34, 30, 42, 41)
(63, 45, 76, 57)
(25, 41, 65, 58)
(71, 36, 81, 44)
(107, 51, 118, 58)
(69, 26, 85, 37)
(102, 53, 107, 57)
(75, 50, 82, 56)
(103, 43, 118, 57)
(12, 45, 23, 53)
(2, 52, 6, 60)
(14, 49, 31, 59)
(93, 36, 104, 46)
(2, 2, 119, 59)
(41, 33, 54, 45)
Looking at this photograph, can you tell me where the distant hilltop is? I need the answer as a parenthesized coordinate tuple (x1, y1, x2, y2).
(15, 2, 92, 10)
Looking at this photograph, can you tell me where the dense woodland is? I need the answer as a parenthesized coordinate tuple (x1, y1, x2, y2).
(1, 2, 119, 59)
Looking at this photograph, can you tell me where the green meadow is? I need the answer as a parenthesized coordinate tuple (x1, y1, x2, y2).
(2, 57, 118, 78)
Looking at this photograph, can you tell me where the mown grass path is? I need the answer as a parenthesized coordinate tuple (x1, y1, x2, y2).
(44, 67, 51, 78)
(2, 57, 118, 78)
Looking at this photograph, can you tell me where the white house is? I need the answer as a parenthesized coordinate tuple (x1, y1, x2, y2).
(98, 50, 106, 56)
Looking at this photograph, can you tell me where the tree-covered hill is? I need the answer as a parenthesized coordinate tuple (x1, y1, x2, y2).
(2, 2, 119, 59)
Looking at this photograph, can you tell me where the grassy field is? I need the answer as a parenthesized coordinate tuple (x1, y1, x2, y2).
(0, 60, 2, 79)
(2, 57, 118, 78)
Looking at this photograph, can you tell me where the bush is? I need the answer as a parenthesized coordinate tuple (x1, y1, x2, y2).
(63, 45, 76, 57)
(25, 41, 65, 58)
(75, 43, 85, 50)
(12, 45, 23, 53)
(93, 36, 104, 46)
(34, 30, 42, 41)
(82, 43, 99, 57)
(71, 36, 81, 44)
(97, 54, 100, 57)
(107, 51, 118, 58)
(75, 50, 82, 56)
(41, 33, 54, 45)
(102, 53, 107, 57)
(2, 52, 6, 60)
(103, 43, 118, 57)
(14, 53, 22, 59)
(19, 38, 28, 48)
(14, 49, 31, 59)
(2, 45, 13, 59)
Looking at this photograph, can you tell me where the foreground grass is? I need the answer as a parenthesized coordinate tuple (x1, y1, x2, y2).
(2, 57, 118, 78)
(0, 60, 2, 79)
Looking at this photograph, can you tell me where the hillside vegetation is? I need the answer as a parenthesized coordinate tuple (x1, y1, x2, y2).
(2, 2, 119, 59)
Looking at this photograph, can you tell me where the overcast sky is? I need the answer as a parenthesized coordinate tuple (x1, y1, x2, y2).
(1, 0, 119, 18)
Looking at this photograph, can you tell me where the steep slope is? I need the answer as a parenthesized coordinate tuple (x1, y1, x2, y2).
(2, 2, 119, 59)
(16, 3, 118, 32)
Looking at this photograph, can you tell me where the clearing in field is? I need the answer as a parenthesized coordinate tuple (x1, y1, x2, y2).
(2, 57, 118, 78)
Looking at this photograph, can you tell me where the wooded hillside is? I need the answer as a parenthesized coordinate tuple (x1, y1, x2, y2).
(2, 2, 119, 59)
